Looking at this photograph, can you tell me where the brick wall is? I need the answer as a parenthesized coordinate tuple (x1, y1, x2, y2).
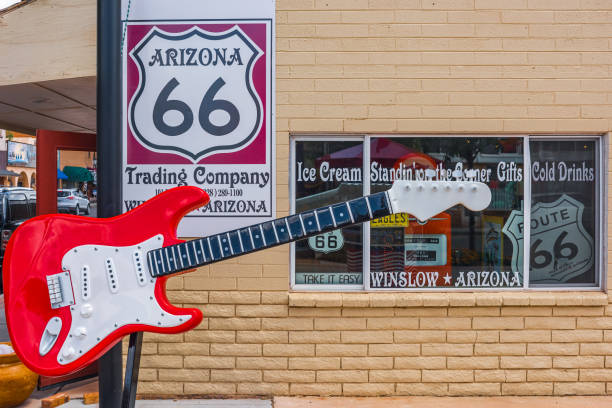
(136, 0, 612, 398)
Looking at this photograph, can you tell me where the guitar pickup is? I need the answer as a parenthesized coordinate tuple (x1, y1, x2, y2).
(47, 272, 75, 309)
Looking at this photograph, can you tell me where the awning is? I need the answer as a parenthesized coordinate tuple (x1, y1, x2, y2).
(0, 169, 20, 177)
(62, 166, 93, 182)
(57, 169, 68, 180)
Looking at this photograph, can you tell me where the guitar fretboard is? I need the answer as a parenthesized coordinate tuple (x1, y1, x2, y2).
(146, 191, 392, 278)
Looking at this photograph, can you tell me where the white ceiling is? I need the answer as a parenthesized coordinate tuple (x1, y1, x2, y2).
(0, 76, 96, 135)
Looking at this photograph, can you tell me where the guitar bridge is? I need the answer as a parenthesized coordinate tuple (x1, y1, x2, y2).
(47, 272, 75, 309)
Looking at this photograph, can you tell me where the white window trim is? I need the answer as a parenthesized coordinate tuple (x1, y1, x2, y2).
(290, 134, 607, 292)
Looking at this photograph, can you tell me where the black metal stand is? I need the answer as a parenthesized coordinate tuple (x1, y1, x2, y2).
(97, 0, 143, 407)
(121, 333, 144, 408)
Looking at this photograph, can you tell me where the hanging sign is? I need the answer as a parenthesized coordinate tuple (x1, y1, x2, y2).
(121, 0, 275, 236)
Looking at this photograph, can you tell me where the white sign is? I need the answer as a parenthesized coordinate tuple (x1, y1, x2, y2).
(121, 0, 275, 237)
(503, 195, 594, 284)
(308, 230, 345, 254)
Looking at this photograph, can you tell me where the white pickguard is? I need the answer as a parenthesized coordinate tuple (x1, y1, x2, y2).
(56, 234, 190, 365)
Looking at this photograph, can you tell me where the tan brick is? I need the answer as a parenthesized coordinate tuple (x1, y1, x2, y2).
(448, 307, 499, 317)
(580, 369, 612, 381)
(289, 331, 340, 344)
(367, 317, 418, 329)
(528, 294, 557, 306)
(158, 369, 210, 382)
(143, 333, 184, 343)
(422, 370, 474, 383)
(578, 317, 612, 329)
(343, 383, 394, 396)
(261, 291, 289, 305)
(236, 331, 288, 344)
(140, 355, 183, 369)
(184, 356, 234, 369)
(210, 344, 261, 357)
(473, 317, 524, 330)
(552, 330, 603, 343)
(474, 343, 527, 356)
(316, 344, 367, 357)
(341, 330, 393, 344)
(420, 317, 471, 330)
(554, 382, 606, 396)
(341, 293, 370, 307)
(209, 317, 261, 331)
(525, 317, 575, 329)
(290, 383, 342, 395)
(422, 343, 473, 356)
(262, 318, 313, 331)
(447, 331, 477, 343)
(184, 330, 235, 344)
(502, 382, 553, 396)
(209, 291, 260, 304)
(314, 318, 366, 330)
(210, 369, 261, 382)
(396, 383, 448, 396)
(237, 382, 289, 395)
(317, 370, 368, 383)
(395, 330, 447, 343)
(264, 370, 315, 383)
(554, 356, 605, 369)
(264, 344, 314, 357)
(555, 307, 604, 317)
(528, 369, 578, 382)
(289, 357, 340, 370)
(369, 343, 420, 357)
(476, 331, 501, 343)
(449, 382, 501, 396)
(501, 356, 552, 369)
(236, 357, 287, 370)
(183, 382, 236, 395)
(580, 343, 612, 355)
(370, 369, 421, 383)
(528, 343, 579, 356)
(448, 357, 499, 369)
(475, 370, 526, 383)
(158, 343, 209, 356)
(422, 294, 449, 307)
(448, 293, 476, 307)
(395, 356, 446, 369)
(502, 293, 531, 306)
(396, 308, 447, 317)
(290, 308, 341, 317)
(502, 307, 551, 316)
(236, 305, 288, 317)
(342, 357, 393, 369)
(139, 382, 183, 395)
(500, 330, 550, 343)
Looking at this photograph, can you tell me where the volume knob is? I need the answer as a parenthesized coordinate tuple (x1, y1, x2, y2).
(80, 304, 93, 318)
(74, 327, 87, 338)
(62, 347, 76, 359)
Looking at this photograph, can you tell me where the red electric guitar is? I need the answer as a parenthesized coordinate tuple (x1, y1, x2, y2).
(4, 180, 490, 376)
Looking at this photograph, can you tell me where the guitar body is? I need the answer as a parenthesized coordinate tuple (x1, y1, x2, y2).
(3, 186, 208, 376)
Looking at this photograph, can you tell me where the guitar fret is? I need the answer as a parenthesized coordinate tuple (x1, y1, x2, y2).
(298, 214, 306, 234)
(348, 198, 371, 223)
(174, 246, 183, 269)
(190, 241, 199, 264)
(365, 197, 373, 219)
(197, 240, 207, 262)
(155, 250, 164, 275)
(185, 243, 192, 266)
(313, 209, 322, 231)
(346, 202, 355, 223)
(207, 238, 216, 260)
(237, 230, 245, 252)
(239, 228, 254, 252)
(259, 225, 267, 246)
(315, 207, 334, 231)
(219, 234, 231, 257)
(284, 219, 292, 240)
(147, 253, 155, 277)
(248, 228, 256, 249)
(329, 206, 337, 227)
(272, 222, 280, 242)
(164, 247, 171, 271)
(226, 233, 234, 255)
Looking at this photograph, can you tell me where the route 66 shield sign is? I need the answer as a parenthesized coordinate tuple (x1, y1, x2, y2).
(129, 26, 263, 162)
(502, 195, 594, 284)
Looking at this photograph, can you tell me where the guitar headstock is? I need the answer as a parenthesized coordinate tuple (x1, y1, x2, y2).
(387, 180, 492, 222)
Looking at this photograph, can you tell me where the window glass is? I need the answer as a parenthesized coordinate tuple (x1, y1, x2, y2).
(369, 137, 524, 289)
(294, 140, 363, 286)
(528, 140, 598, 286)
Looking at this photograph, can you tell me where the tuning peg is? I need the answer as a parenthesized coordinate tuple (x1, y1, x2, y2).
(457, 184, 464, 192)
(471, 184, 478, 192)
(432, 184, 438, 191)
(417, 184, 424, 191)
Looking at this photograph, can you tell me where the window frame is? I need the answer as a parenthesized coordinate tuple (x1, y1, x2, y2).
(290, 134, 607, 292)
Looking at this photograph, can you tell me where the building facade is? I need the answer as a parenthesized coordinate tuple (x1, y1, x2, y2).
(2, 0, 612, 398)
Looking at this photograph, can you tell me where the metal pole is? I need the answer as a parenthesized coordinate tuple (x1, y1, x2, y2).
(97, 0, 123, 406)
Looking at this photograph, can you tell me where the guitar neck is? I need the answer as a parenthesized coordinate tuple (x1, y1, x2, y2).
(146, 191, 393, 278)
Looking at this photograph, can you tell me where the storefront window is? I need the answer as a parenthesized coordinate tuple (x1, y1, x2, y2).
(527, 139, 598, 286)
(369, 137, 524, 289)
(291, 135, 603, 291)
(293, 140, 363, 287)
